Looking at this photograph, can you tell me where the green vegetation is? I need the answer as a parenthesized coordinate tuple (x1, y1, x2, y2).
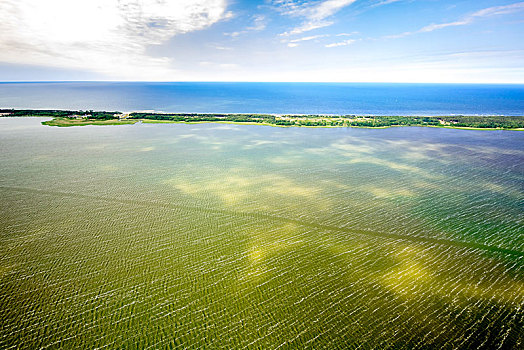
(0, 109, 132, 127)
(128, 112, 524, 129)
(1, 109, 120, 120)
(1, 109, 523, 129)
(42, 118, 138, 127)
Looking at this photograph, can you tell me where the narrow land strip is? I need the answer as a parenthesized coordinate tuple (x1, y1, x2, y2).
(1, 109, 523, 129)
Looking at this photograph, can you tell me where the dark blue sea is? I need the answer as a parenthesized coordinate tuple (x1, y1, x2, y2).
(1, 82, 523, 115)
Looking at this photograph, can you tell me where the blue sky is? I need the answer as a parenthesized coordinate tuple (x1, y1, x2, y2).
(0, 0, 523, 82)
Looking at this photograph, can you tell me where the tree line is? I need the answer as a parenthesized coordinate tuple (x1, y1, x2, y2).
(2, 109, 523, 129)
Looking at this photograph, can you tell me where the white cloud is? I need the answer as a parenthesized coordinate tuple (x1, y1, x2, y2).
(225, 31, 242, 37)
(274, 0, 355, 19)
(472, 2, 524, 17)
(370, 0, 403, 8)
(224, 14, 266, 37)
(275, 0, 357, 36)
(282, 20, 334, 36)
(211, 45, 234, 50)
(418, 20, 471, 33)
(306, 0, 358, 21)
(386, 1, 524, 39)
(285, 34, 329, 47)
(0, 0, 231, 79)
(290, 34, 330, 42)
(325, 39, 356, 47)
(247, 14, 267, 31)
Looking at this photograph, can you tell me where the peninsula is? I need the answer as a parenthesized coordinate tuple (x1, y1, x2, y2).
(2, 109, 523, 129)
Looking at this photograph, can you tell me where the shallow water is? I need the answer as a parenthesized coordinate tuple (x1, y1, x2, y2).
(0, 118, 523, 348)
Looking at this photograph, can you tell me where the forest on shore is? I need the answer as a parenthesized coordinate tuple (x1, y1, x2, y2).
(2, 109, 523, 129)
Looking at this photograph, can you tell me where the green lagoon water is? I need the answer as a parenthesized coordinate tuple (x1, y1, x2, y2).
(1, 118, 523, 349)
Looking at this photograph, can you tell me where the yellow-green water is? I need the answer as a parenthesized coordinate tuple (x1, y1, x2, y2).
(1, 118, 523, 348)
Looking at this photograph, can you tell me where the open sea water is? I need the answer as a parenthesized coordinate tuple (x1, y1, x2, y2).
(0, 82, 523, 115)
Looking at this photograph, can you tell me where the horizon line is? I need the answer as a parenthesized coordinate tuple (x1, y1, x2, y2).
(1, 80, 524, 85)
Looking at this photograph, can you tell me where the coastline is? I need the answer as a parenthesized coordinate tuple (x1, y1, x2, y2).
(2, 110, 522, 130)
(142, 119, 524, 131)
(36, 117, 524, 131)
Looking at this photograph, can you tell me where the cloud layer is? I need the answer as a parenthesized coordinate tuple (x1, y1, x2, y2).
(275, 0, 357, 35)
(0, 0, 522, 83)
(0, 0, 230, 79)
(387, 1, 524, 38)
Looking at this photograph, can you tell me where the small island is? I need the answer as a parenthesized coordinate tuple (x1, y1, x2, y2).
(1, 109, 523, 129)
